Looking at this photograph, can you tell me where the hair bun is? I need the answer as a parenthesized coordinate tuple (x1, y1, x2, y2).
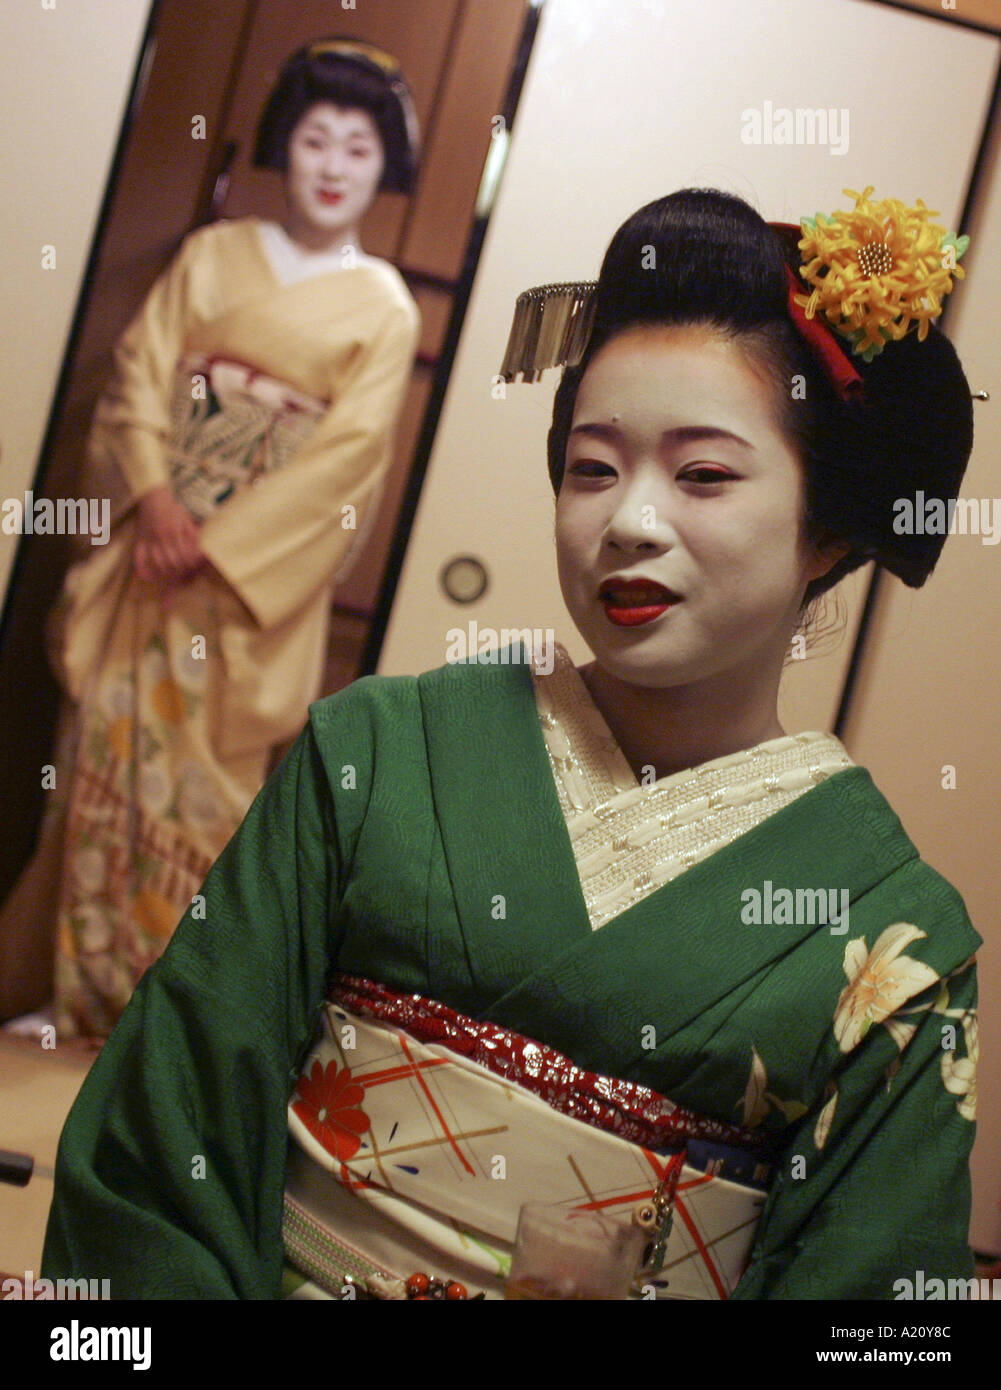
(833, 324, 974, 587)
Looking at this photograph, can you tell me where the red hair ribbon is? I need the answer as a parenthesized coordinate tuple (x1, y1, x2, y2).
(770, 222, 865, 403)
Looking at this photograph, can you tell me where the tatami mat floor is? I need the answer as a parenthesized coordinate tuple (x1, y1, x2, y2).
(0, 1030, 95, 1277)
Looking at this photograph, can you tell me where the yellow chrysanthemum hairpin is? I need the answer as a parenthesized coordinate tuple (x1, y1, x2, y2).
(794, 186, 970, 362)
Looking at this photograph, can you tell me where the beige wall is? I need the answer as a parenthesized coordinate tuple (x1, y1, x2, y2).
(0, 0, 151, 612)
(845, 101, 1001, 1253)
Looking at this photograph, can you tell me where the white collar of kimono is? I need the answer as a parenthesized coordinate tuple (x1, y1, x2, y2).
(256, 219, 379, 286)
(529, 641, 855, 931)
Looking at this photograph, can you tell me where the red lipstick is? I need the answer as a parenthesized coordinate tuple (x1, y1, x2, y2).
(599, 576, 681, 628)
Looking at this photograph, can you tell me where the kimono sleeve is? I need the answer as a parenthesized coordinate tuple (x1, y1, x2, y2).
(85, 228, 211, 508)
(197, 295, 420, 630)
(731, 956, 980, 1301)
(41, 711, 353, 1299)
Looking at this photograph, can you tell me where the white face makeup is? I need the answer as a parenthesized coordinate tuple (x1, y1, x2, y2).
(555, 322, 835, 696)
(283, 102, 385, 248)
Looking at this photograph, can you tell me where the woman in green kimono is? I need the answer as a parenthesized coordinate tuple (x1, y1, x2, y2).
(42, 186, 980, 1300)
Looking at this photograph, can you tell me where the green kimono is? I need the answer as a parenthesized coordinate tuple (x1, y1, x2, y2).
(42, 647, 980, 1299)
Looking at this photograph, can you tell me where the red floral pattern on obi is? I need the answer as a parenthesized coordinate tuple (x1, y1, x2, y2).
(328, 973, 768, 1155)
(291, 1058, 371, 1162)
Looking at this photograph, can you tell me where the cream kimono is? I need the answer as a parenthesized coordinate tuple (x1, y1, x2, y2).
(35, 217, 419, 1037)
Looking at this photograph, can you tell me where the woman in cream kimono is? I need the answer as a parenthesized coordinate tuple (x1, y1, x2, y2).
(0, 40, 420, 1038)
(44, 187, 980, 1301)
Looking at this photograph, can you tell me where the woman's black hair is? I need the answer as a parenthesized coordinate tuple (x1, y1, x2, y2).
(548, 189, 974, 604)
(253, 40, 418, 195)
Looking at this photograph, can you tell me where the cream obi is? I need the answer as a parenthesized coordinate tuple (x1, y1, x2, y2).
(282, 995, 770, 1301)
